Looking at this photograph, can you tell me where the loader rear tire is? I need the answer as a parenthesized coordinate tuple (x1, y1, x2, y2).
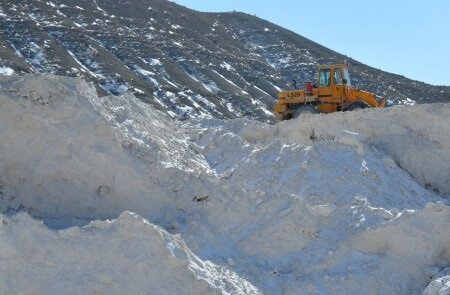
(292, 105, 319, 119)
(348, 101, 369, 111)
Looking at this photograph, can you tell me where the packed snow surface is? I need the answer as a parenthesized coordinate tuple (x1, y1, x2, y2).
(0, 74, 449, 294)
(424, 267, 450, 295)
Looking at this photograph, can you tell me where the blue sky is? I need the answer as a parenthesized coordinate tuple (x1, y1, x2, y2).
(173, 0, 450, 86)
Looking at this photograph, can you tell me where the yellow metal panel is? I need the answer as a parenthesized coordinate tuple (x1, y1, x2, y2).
(273, 103, 287, 113)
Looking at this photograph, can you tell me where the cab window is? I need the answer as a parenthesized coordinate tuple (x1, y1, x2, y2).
(334, 68, 342, 85)
(343, 68, 352, 86)
(319, 69, 331, 87)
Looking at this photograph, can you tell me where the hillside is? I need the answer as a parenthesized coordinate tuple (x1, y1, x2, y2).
(1, 0, 449, 122)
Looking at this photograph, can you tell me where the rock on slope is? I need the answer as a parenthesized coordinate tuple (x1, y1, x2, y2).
(0, 74, 449, 294)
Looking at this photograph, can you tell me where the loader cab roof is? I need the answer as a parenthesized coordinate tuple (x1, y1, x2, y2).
(318, 64, 348, 70)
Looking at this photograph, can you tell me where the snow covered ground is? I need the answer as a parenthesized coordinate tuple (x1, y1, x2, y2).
(0, 74, 449, 294)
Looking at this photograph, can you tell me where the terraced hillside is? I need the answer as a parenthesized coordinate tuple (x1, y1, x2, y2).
(1, 0, 449, 122)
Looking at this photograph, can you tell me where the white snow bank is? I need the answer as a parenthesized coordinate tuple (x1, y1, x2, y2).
(0, 211, 261, 295)
(424, 267, 450, 295)
(0, 74, 450, 294)
(230, 104, 450, 195)
(0, 74, 173, 220)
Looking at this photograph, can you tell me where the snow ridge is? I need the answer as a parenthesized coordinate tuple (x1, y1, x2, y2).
(0, 74, 449, 294)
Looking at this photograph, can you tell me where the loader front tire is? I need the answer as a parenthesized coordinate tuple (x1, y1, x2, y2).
(292, 105, 319, 119)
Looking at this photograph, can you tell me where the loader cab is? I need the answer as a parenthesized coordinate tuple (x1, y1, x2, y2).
(318, 65, 344, 96)
(317, 64, 349, 109)
(318, 65, 350, 88)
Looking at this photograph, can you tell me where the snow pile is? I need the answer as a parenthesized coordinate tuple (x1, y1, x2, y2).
(273, 106, 450, 195)
(0, 211, 260, 295)
(0, 74, 449, 294)
(424, 267, 450, 295)
(0, 74, 172, 220)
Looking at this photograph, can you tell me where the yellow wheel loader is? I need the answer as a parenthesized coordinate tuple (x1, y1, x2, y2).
(273, 64, 386, 120)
